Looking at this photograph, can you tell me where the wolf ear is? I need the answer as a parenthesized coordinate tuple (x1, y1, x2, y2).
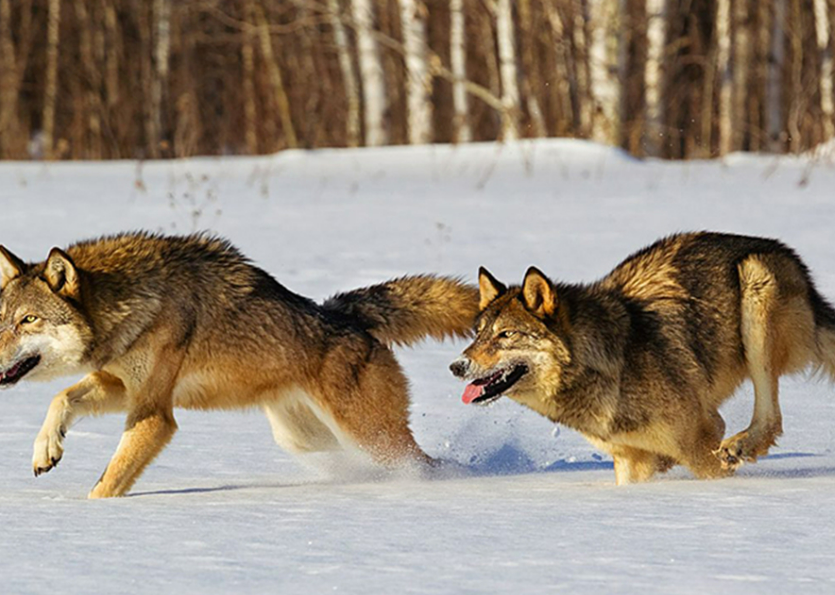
(0, 246, 26, 290)
(478, 267, 506, 310)
(44, 248, 80, 299)
(522, 266, 557, 317)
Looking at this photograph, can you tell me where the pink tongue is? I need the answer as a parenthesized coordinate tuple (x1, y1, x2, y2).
(462, 383, 485, 404)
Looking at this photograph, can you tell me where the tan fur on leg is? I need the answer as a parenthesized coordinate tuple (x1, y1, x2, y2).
(90, 341, 184, 498)
(33, 372, 127, 476)
(717, 257, 784, 469)
(613, 447, 671, 484)
(88, 410, 177, 498)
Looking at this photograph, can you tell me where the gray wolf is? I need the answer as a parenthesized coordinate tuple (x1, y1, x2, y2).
(450, 232, 835, 484)
(0, 232, 478, 498)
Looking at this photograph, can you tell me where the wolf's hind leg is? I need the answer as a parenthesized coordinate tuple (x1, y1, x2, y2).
(716, 257, 786, 470)
(33, 372, 127, 476)
(316, 346, 433, 468)
(262, 390, 341, 453)
(612, 447, 674, 485)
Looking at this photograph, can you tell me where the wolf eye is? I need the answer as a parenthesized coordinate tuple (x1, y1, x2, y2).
(497, 330, 516, 339)
(20, 315, 39, 325)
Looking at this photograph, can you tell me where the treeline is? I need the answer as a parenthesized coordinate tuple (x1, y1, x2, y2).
(0, 0, 833, 160)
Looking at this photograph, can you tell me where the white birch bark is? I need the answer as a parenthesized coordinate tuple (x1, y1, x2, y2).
(450, 0, 471, 143)
(496, 0, 519, 140)
(327, 0, 361, 147)
(716, 0, 732, 156)
(42, 0, 61, 159)
(766, 0, 786, 151)
(814, 0, 835, 140)
(352, 0, 387, 146)
(589, 0, 623, 145)
(400, 0, 432, 144)
(644, 0, 667, 156)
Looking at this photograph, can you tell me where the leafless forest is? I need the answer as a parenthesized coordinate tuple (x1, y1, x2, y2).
(1, 0, 834, 160)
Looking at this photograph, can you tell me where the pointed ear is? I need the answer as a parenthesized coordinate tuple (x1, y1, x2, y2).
(44, 248, 80, 298)
(0, 245, 26, 290)
(478, 266, 506, 310)
(522, 266, 557, 317)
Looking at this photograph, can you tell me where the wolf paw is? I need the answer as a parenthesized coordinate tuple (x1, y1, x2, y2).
(32, 425, 66, 476)
(714, 427, 780, 471)
(714, 441, 746, 471)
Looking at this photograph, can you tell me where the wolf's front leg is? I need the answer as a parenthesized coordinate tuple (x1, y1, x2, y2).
(87, 408, 178, 499)
(33, 372, 127, 476)
(88, 347, 183, 499)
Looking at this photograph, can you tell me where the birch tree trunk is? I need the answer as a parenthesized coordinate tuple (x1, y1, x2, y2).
(751, 0, 771, 152)
(0, 0, 18, 157)
(450, 0, 471, 143)
(766, 0, 786, 151)
(787, 0, 802, 153)
(137, 3, 156, 157)
(400, 0, 432, 144)
(732, 0, 750, 151)
(327, 0, 360, 147)
(42, 0, 61, 160)
(644, 0, 667, 156)
(519, 0, 546, 138)
(152, 0, 171, 156)
(352, 0, 387, 146)
(814, 0, 835, 140)
(544, 2, 574, 135)
(589, 0, 624, 146)
(496, 0, 520, 140)
(589, 0, 623, 145)
(255, 3, 297, 149)
(74, 0, 102, 158)
(716, 0, 732, 156)
(103, 0, 120, 113)
(571, 3, 593, 137)
(242, 0, 258, 154)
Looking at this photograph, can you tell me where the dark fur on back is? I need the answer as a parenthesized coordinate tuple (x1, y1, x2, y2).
(57, 231, 476, 358)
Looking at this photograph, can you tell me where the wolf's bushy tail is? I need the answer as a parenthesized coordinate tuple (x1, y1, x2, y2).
(322, 275, 479, 347)
(811, 286, 835, 380)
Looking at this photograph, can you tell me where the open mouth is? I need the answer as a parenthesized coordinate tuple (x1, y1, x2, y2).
(0, 355, 41, 387)
(462, 364, 528, 406)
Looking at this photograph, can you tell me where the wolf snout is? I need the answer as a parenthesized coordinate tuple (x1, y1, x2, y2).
(449, 357, 470, 378)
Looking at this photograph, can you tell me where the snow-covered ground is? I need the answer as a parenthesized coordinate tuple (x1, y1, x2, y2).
(2, 140, 835, 594)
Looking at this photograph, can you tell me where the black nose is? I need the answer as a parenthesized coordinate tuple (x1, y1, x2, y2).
(449, 359, 468, 378)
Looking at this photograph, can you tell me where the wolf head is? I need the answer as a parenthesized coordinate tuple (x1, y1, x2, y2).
(0, 246, 93, 387)
(450, 266, 571, 409)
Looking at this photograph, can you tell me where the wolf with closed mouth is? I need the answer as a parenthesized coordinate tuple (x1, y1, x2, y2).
(0, 232, 478, 497)
(450, 232, 835, 484)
